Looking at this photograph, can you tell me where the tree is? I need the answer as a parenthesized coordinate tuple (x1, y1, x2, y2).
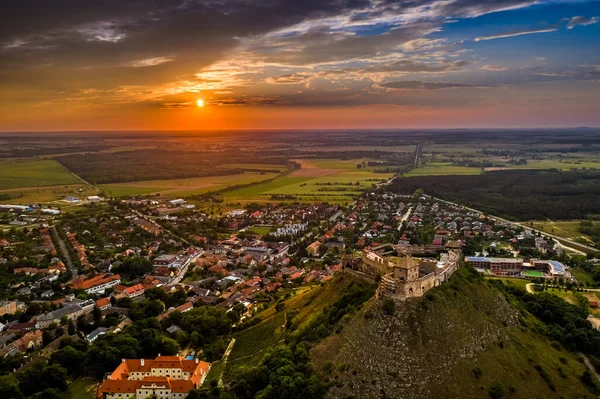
(93, 306, 102, 324)
(51, 346, 85, 377)
(0, 375, 23, 399)
(37, 388, 62, 399)
(412, 188, 424, 198)
(67, 320, 76, 336)
(155, 336, 180, 356)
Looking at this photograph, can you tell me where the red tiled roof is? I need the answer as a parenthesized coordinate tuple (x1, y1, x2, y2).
(95, 297, 111, 308)
(124, 283, 144, 296)
(72, 274, 120, 290)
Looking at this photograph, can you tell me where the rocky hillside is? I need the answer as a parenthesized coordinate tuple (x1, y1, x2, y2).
(311, 266, 595, 399)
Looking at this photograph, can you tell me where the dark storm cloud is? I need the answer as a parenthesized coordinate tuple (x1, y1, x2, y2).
(0, 0, 370, 89)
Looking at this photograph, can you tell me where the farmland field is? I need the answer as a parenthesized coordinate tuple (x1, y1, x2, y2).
(0, 160, 80, 190)
(99, 172, 279, 198)
(222, 159, 392, 203)
(485, 159, 600, 171)
(406, 163, 481, 176)
(527, 220, 593, 243)
(0, 184, 97, 205)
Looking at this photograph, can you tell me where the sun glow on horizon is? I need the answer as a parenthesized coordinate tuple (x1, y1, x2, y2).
(197, 99, 204, 107)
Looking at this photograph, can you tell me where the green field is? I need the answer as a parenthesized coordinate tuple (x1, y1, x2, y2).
(491, 159, 600, 171)
(406, 162, 481, 177)
(0, 160, 80, 190)
(527, 220, 593, 243)
(99, 172, 279, 198)
(222, 159, 392, 203)
(570, 267, 595, 286)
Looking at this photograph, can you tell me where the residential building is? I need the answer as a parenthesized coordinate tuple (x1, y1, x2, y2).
(72, 273, 121, 294)
(0, 300, 25, 316)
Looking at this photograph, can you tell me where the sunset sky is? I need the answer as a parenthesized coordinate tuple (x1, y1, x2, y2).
(1, 0, 600, 131)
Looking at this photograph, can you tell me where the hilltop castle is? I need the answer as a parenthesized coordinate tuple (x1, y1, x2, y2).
(343, 250, 461, 301)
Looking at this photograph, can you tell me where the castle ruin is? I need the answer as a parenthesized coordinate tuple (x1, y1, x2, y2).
(343, 250, 461, 301)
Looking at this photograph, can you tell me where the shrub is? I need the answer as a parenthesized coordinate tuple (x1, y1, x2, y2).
(382, 299, 395, 315)
(488, 382, 505, 398)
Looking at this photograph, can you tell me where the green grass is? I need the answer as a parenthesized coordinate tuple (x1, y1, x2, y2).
(406, 163, 481, 177)
(204, 359, 226, 385)
(527, 220, 593, 243)
(498, 159, 600, 171)
(217, 163, 288, 172)
(63, 378, 97, 399)
(570, 267, 596, 286)
(223, 171, 390, 204)
(310, 267, 594, 399)
(522, 270, 544, 278)
(487, 276, 530, 289)
(0, 184, 98, 205)
(0, 160, 80, 190)
(310, 158, 379, 171)
(246, 226, 272, 236)
(222, 176, 311, 197)
(223, 276, 360, 382)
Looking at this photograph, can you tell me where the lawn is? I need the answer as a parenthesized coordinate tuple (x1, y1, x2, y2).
(245, 226, 273, 236)
(406, 163, 481, 177)
(0, 160, 80, 190)
(63, 378, 97, 399)
(521, 270, 544, 278)
(99, 172, 279, 198)
(570, 267, 596, 286)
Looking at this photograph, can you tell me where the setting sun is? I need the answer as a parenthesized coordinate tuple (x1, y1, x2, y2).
(197, 99, 204, 107)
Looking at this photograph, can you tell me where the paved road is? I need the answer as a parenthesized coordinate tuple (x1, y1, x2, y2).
(169, 250, 204, 285)
(525, 283, 534, 294)
(51, 225, 77, 278)
(431, 196, 596, 255)
(580, 353, 600, 382)
(398, 206, 413, 231)
(413, 143, 421, 169)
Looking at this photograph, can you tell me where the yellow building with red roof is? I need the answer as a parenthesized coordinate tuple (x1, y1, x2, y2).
(99, 355, 210, 399)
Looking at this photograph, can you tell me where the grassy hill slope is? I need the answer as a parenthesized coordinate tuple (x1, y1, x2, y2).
(222, 275, 376, 384)
(311, 266, 596, 399)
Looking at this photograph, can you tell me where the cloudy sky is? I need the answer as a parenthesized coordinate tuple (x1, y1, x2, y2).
(1, 0, 599, 131)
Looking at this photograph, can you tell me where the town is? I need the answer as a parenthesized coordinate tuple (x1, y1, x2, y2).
(2, 177, 599, 398)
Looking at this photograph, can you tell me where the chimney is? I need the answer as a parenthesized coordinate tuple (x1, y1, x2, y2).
(141, 359, 144, 366)
(195, 358, 199, 364)
(122, 359, 125, 363)
(158, 353, 161, 358)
